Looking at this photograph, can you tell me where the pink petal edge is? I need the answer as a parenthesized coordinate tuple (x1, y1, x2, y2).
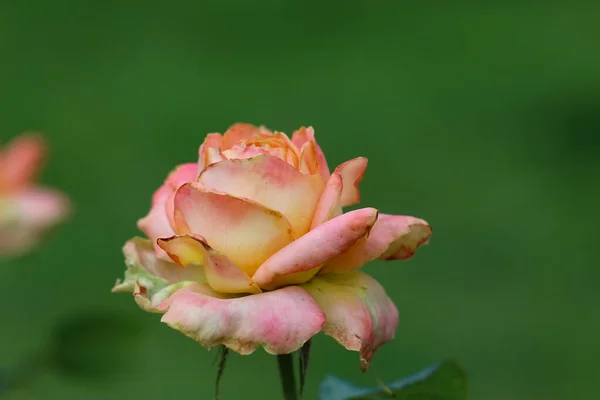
(322, 214, 432, 273)
(252, 207, 379, 288)
(156, 283, 326, 355)
(301, 271, 399, 371)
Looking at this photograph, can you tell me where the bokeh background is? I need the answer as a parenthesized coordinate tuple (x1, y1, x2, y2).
(1, 1, 598, 399)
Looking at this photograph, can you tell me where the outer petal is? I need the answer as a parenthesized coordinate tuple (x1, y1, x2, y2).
(137, 163, 197, 258)
(311, 171, 343, 229)
(333, 157, 368, 207)
(113, 237, 204, 293)
(252, 208, 379, 289)
(0, 187, 70, 256)
(157, 235, 261, 294)
(0, 133, 45, 191)
(301, 271, 399, 371)
(322, 214, 432, 274)
(198, 155, 324, 237)
(157, 283, 326, 355)
(291, 127, 330, 183)
(173, 182, 293, 276)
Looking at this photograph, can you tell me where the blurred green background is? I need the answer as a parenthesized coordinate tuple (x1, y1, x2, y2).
(1, 1, 598, 399)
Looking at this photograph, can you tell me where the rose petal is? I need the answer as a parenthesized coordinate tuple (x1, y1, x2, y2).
(0, 187, 69, 256)
(113, 237, 204, 294)
(157, 283, 326, 355)
(333, 157, 368, 207)
(291, 127, 330, 183)
(173, 182, 294, 276)
(311, 171, 343, 229)
(133, 281, 195, 313)
(301, 271, 398, 371)
(164, 164, 199, 228)
(137, 163, 197, 259)
(0, 133, 45, 191)
(137, 185, 174, 258)
(298, 140, 319, 175)
(252, 208, 379, 288)
(221, 123, 265, 149)
(198, 155, 324, 237)
(11, 187, 69, 228)
(158, 235, 261, 294)
(198, 133, 224, 173)
(321, 214, 432, 273)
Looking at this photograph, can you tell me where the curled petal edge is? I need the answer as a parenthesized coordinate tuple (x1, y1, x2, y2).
(302, 271, 399, 371)
(152, 283, 326, 355)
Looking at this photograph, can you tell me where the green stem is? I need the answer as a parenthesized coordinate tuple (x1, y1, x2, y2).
(277, 353, 297, 400)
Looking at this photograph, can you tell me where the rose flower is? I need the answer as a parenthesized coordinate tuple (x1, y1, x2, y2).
(0, 133, 70, 257)
(113, 124, 431, 371)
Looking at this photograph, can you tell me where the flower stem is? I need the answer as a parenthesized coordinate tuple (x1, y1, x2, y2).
(277, 353, 297, 400)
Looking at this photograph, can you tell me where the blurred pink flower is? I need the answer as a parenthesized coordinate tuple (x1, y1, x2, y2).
(114, 123, 431, 370)
(0, 133, 70, 257)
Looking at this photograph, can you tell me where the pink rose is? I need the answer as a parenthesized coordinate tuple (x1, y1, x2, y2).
(0, 133, 70, 257)
(114, 123, 431, 370)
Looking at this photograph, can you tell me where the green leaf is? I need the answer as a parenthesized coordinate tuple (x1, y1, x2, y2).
(319, 360, 467, 400)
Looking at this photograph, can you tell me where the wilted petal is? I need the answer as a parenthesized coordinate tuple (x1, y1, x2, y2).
(173, 183, 293, 276)
(311, 172, 343, 229)
(137, 163, 197, 259)
(322, 214, 432, 273)
(158, 235, 261, 294)
(113, 237, 204, 293)
(333, 157, 368, 207)
(133, 280, 194, 313)
(291, 127, 330, 183)
(252, 208, 379, 289)
(301, 271, 398, 371)
(0, 133, 45, 191)
(157, 283, 326, 355)
(198, 155, 324, 238)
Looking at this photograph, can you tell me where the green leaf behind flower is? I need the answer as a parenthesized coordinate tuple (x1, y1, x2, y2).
(319, 360, 467, 400)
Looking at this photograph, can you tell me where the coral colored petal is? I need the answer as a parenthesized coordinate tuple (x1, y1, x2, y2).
(0, 133, 45, 191)
(221, 123, 264, 149)
(311, 172, 343, 229)
(298, 140, 319, 175)
(158, 235, 261, 294)
(173, 183, 294, 276)
(198, 133, 224, 173)
(252, 208, 379, 288)
(291, 126, 329, 183)
(301, 271, 398, 371)
(322, 214, 432, 273)
(334, 157, 368, 207)
(198, 155, 324, 238)
(113, 237, 205, 293)
(157, 283, 325, 355)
